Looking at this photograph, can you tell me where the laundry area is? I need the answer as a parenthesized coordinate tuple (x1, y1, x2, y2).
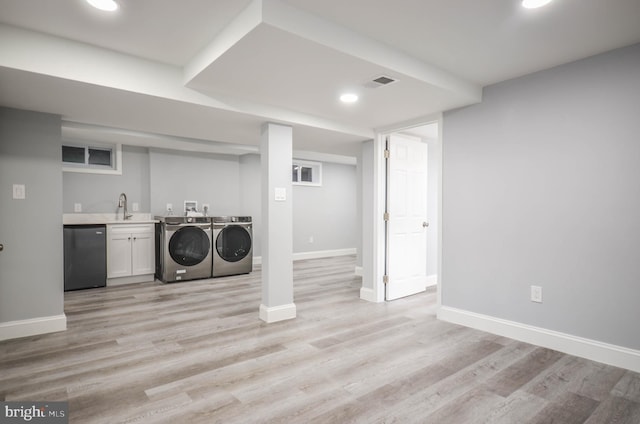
(61, 143, 358, 291)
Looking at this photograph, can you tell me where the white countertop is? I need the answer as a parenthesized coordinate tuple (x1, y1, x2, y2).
(63, 213, 157, 225)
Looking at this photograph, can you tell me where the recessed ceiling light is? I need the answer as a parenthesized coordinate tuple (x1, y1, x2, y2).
(340, 93, 358, 103)
(87, 0, 119, 12)
(522, 0, 552, 9)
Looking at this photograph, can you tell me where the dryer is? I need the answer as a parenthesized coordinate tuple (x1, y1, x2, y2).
(155, 216, 212, 282)
(212, 216, 253, 277)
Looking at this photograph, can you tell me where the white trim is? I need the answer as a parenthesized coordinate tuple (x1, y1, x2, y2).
(354, 266, 363, 276)
(426, 274, 438, 287)
(62, 142, 123, 175)
(107, 274, 155, 286)
(292, 248, 356, 261)
(373, 133, 387, 302)
(252, 248, 357, 266)
(0, 314, 67, 341)
(359, 287, 383, 303)
(259, 303, 297, 323)
(292, 159, 322, 186)
(437, 306, 640, 373)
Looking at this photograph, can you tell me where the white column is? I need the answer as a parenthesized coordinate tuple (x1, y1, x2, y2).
(259, 122, 296, 323)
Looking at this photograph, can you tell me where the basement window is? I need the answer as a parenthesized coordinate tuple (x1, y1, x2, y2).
(292, 160, 322, 186)
(62, 142, 122, 175)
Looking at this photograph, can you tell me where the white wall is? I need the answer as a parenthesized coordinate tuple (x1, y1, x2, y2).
(441, 43, 640, 350)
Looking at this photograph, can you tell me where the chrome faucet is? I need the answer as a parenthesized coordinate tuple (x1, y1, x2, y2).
(118, 193, 133, 220)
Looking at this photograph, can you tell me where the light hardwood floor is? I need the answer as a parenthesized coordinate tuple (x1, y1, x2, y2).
(2, 255, 640, 423)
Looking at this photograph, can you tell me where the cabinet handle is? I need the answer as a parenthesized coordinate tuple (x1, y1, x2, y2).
(128, 237, 131, 241)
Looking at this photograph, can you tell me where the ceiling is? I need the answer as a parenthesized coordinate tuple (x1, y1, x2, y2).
(1, 0, 639, 158)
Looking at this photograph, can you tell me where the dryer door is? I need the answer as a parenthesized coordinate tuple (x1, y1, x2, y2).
(169, 226, 211, 266)
(216, 225, 252, 263)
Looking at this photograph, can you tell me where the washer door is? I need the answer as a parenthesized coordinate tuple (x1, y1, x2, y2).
(169, 226, 211, 266)
(216, 225, 251, 263)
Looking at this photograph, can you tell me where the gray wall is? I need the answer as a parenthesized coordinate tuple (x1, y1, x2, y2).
(239, 153, 262, 256)
(0, 108, 64, 322)
(355, 150, 363, 268)
(292, 161, 357, 253)
(441, 43, 640, 350)
(63, 145, 150, 213)
(63, 148, 357, 257)
(360, 140, 375, 291)
(149, 149, 241, 217)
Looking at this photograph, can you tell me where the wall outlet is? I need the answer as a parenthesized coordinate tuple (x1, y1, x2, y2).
(74, 203, 82, 213)
(531, 285, 543, 303)
(132, 202, 139, 212)
(166, 203, 173, 213)
(308, 236, 314, 243)
(12, 184, 26, 199)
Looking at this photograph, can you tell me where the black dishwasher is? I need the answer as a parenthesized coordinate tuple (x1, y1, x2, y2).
(63, 225, 107, 291)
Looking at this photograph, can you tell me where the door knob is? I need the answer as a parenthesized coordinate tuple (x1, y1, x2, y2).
(422, 222, 429, 228)
(0, 243, 3, 252)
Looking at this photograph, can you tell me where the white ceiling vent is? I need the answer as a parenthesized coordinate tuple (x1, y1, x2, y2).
(364, 75, 397, 89)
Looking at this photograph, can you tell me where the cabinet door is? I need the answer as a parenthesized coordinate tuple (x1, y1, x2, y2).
(108, 233, 132, 278)
(131, 231, 154, 276)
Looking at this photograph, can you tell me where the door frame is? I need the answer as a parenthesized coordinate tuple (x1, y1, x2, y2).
(368, 113, 443, 306)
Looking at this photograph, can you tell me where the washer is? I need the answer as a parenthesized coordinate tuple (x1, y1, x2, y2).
(155, 216, 212, 282)
(212, 216, 253, 277)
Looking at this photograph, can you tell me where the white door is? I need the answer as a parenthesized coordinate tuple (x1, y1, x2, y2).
(385, 134, 429, 300)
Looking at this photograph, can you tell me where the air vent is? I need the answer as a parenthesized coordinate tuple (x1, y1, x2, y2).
(363, 75, 398, 89)
(373, 76, 395, 85)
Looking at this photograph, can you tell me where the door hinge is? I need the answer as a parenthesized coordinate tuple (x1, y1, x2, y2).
(383, 212, 390, 221)
(384, 149, 390, 159)
(383, 275, 389, 284)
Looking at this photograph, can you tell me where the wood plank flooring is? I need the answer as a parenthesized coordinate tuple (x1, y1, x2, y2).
(2, 255, 640, 423)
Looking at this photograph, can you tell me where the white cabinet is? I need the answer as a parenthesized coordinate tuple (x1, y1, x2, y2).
(107, 224, 155, 282)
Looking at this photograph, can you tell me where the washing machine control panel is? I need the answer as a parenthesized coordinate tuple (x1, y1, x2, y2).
(212, 216, 252, 224)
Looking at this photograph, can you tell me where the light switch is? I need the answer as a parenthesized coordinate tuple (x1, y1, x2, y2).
(12, 184, 26, 199)
(274, 187, 286, 201)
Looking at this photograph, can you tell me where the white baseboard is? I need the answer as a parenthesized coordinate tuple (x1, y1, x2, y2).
(354, 266, 363, 276)
(0, 314, 67, 341)
(107, 274, 155, 286)
(360, 287, 383, 303)
(292, 248, 357, 261)
(253, 248, 357, 266)
(426, 274, 438, 287)
(259, 303, 297, 323)
(437, 306, 640, 373)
